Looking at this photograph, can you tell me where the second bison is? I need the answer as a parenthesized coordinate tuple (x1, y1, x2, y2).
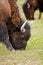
(23, 0, 43, 20)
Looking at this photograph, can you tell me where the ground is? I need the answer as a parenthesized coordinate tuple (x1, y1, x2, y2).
(0, 0, 43, 65)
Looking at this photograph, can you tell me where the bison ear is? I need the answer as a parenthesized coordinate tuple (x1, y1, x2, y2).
(27, 3, 30, 8)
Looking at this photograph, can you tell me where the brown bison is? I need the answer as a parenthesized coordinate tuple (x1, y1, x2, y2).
(0, 0, 13, 51)
(0, 0, 31, 50)
(23, 0, 43, 20)
(6, 0, 31, 50)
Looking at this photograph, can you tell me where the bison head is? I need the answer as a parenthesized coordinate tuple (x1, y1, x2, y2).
(9, 20, 31, 50)
(23, 0, 37, 20)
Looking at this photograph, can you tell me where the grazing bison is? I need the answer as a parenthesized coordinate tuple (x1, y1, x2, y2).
(7, 20, 31, 50)
(23, 0, 43, 20)
(6, 0, 31, 50)
(0, 0, 31, 50)
(0, 0, 13, 50)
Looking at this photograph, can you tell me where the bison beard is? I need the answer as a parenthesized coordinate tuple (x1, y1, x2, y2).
(6, 0, 31, 50)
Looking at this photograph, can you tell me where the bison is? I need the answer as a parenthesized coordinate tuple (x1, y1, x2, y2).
(23, 0, 43, 20)
(0, 0, 31, 50)
(6, 0, 31, 50)
(0, 0, 13, 51)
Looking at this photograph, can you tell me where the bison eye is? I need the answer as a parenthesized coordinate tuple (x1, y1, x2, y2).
(27, 3, 30, 8)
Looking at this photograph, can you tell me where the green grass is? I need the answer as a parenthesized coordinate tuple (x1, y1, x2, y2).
(0, 0, 43, 65)
(26, 20, 43, 51)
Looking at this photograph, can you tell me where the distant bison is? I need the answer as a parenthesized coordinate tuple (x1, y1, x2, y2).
(6, 0, 31, 50)
(0, 0, 13, 51)
(23, 0, 43, 20)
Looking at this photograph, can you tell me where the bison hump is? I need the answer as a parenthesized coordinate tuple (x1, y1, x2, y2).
(0, 0, 11, 17)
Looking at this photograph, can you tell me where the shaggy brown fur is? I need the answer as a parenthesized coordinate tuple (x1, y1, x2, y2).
(9, 0, 21, 26)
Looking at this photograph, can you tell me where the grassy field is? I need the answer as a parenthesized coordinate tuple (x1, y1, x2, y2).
(0, 0, 43, 65)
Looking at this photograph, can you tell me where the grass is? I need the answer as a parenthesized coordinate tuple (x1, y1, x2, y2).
(27, 19, 43, 51)
(0, 0, 43, 65)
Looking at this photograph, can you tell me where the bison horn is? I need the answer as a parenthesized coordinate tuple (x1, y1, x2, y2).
(27, 3, 30, 8)
(20, 20, 27, 32)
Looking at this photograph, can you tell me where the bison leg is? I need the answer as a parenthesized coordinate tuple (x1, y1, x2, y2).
(0, 23, 13, 51)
